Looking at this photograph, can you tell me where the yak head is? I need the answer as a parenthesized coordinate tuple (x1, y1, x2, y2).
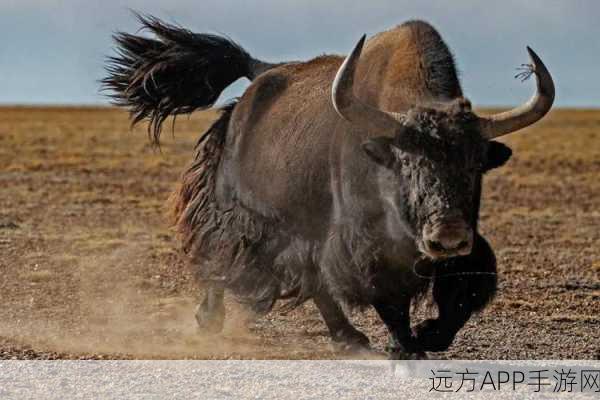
(332, 35, 554, 260)
(359, 103, 513, 259)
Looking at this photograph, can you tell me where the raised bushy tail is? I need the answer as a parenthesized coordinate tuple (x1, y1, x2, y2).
(102, 13, 274, 144)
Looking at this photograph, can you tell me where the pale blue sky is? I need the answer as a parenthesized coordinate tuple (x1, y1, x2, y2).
(0, 0, 597, 107)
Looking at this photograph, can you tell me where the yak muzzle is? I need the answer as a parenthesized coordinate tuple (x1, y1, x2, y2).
(422, 218, 473, 259)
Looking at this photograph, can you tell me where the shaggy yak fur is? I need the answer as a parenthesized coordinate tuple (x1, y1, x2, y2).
(103, 15, 517, 358)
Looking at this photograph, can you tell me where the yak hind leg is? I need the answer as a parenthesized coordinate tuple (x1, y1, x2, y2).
(313, 289, 370, 353)
(195, 284, 226, 334)
(413, 233, 497, 352)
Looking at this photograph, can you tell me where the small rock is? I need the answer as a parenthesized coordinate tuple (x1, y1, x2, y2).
(0, 221, 19, 230)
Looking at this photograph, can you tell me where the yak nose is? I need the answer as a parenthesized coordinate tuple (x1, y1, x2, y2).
(423, 219, 473, 258)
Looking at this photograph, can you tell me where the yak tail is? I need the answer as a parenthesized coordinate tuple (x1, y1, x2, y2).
(102, 13, 275, 144)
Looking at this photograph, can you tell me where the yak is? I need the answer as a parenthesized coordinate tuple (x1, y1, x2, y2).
(103, 15, 554, 358)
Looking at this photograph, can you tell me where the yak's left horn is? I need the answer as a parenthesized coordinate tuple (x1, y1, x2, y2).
(332, 35, 404, 132)
(479, 47, 555, 139)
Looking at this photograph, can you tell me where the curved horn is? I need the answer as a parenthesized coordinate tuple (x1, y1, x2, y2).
(332, 35, 403, 132)
(479, 47, 555, 139)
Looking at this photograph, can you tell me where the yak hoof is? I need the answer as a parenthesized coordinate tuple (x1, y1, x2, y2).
(388, 349, 428, 360)
(332, 328, 371, 355)
(195, 303, 225, 334)
(413, 319, 455, 352)
(385, 336, 428, 360)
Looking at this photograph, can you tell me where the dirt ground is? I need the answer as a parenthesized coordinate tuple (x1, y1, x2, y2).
(0, 106, 598, 360)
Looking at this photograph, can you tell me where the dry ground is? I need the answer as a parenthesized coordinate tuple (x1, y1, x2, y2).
(0, 106, 598, 359)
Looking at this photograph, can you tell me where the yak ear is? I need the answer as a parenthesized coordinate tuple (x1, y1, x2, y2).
(362, 137, 395, 168)
(484, 141, 513, 172)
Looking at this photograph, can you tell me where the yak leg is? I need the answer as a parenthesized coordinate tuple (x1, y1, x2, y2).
(195, 284, 226, 333)
(313, 289, 370, 352)
(414, 233, 497, 352)
(373, 296, 426, 359)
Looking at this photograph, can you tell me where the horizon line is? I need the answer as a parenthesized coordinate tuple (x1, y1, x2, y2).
(0, 103, 598, 111)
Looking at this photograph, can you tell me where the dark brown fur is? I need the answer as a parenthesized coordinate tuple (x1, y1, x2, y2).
(106, 18, 512, 355)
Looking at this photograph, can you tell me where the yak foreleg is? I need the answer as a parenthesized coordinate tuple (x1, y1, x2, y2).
(413, 233, 497, 352)
(313, 289, 370, 353)
(373, 296, 427, 359)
